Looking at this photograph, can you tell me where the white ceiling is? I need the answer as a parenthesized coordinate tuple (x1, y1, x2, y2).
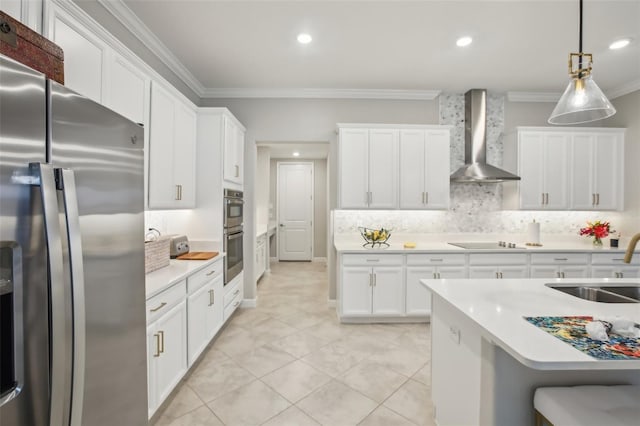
(115, 0, 640, 99)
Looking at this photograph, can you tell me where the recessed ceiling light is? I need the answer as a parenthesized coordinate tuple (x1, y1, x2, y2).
(292, 152, 300, 157)
(297, 33, 312, 44)
(609, 38, 631, 50)
(456, 36, 473, 47)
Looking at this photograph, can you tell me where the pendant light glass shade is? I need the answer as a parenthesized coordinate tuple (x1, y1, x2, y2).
(548, 74, 617, 125)
(548, 0, 616, 125)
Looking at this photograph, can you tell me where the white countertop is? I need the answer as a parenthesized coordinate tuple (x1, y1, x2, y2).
(256, 222, 277, 238)
(334, 233, 637, 254)
(422, 277, 640, 370)
(145, 254, 225, 299)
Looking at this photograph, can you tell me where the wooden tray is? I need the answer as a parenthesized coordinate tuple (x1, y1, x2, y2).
(176, 251, 219, 260)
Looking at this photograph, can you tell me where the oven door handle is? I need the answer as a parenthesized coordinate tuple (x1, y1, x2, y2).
(226, 199, 245, 205)
(227, 232, 244, 241)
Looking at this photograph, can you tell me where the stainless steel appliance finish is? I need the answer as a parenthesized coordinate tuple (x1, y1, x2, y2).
(448, 242, 526, 250)
(223, 189, 244, 285)
(0, 55, 148, 426)
(450, 89, 521, 183)
(224, 227, 244, 285)
(223, 188, 244, 229)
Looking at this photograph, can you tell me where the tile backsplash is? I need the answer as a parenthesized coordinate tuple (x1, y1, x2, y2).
(333, 209, 625, 236)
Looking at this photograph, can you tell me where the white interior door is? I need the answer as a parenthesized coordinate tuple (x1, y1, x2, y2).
(278, 162, 313, 261)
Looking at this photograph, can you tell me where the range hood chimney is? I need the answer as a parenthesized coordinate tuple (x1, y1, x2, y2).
(450, 89, 520, 183)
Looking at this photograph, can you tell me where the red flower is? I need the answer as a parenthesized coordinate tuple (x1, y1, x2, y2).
(578, 220, 613, 239)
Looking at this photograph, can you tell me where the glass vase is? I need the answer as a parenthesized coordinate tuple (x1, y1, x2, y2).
(593, 237, 603, 247)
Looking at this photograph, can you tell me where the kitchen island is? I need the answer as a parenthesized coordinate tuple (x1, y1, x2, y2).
(421, 277, 640, 426)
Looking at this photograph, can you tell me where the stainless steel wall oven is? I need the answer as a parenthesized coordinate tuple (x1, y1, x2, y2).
(223, 189, 244, 285)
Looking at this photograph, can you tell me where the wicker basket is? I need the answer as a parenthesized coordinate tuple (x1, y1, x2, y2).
(144, 236, 170, 274)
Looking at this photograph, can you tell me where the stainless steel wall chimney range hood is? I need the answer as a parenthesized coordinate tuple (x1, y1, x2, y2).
(450, 89, 521, 183)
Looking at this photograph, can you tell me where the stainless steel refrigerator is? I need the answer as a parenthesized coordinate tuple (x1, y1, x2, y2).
(0, 54, 148, 425)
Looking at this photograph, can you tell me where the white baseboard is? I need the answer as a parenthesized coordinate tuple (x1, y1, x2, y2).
(327, 299, 336, 308)
(313, 257, 328, 262)
(241, 298, 257, 308)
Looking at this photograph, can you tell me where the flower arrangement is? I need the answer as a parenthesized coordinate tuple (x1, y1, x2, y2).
(579, 220, 613, 246)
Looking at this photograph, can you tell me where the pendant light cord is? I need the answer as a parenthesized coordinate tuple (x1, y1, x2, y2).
(578, 0, 583, 76)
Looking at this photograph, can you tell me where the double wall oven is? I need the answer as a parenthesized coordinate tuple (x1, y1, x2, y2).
(223, 189, 244, 285)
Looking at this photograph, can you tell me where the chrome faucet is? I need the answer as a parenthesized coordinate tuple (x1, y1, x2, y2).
(624, 233, 640, 263)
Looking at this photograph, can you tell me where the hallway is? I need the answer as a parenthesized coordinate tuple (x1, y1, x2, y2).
(155, 261, 435, 426)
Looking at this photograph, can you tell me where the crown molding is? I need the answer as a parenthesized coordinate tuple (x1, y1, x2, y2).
(506, 92, 560, 102)
(96, 0, 205, 96)
(607, 78, 640, 100)
(200, 88, 441, 100)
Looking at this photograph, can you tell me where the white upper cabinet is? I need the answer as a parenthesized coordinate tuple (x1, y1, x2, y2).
(148, 83, 196, 209)
(505, 127, 625, 211)
(518, 131, 569, 210)
(104, 53, 150, 125)
(339, 124, 451, 210)
(47, 4, 106, 103)
(399, 129, 450, 209)
(368, 129, 399, 208)
(223, 116, 245, 186)
(339, 128, 370, 208)
(570, 131, 624, 211)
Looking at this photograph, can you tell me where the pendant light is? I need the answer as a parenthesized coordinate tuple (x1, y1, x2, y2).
(548, 0, 616, 125)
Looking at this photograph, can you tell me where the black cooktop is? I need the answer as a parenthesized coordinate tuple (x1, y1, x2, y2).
(448, 242, 526, 250)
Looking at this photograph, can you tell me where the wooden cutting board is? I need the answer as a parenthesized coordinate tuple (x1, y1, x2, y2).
(176, 251, 219, 260)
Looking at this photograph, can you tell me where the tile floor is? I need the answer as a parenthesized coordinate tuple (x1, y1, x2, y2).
(155, 261, 435, 426)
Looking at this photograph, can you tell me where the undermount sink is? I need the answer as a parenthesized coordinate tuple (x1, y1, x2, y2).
(546, 284, 640, 303)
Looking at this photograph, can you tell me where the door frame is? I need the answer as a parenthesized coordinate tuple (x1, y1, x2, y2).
(276, 161, 314, 261)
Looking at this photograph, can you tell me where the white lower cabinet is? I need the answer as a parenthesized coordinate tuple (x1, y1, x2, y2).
(146, 282, 187, 418)
(187, 261, 224, 367)
(223, 272, 244, 321)
(529, 253, 590, 279)
(591, 253, 640, 278)
(405, 254, 466, 316)
(255, 235, 267, 281)
(468, 253, 528, 279)
(340, 254, 404, 317)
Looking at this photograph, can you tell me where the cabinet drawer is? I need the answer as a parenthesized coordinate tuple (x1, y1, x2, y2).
(223, 281, 242, 307)
(468, 253, 527, 265)
(146, 280, 186, 324)
(592, 253, 640, 265)
(530, 253, 589, 265)
(342, 254, 403, 266)
(224, 291, 242, 320)
(406, 254, 465, 266)
(187, 259, 223, 293)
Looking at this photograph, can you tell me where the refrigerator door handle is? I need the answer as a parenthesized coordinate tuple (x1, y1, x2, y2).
(30, 163, 67, 426)
(60, 169, 86, 426)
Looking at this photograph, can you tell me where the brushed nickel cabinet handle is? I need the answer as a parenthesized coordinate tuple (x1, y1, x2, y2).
(235, 165, 239, 177)
(369, 273, 373, 286)
(437, 272, 441, 279)
(206, 270, 216, 276)
(433, 273, 437, 279)
(209, 289, 214, 306)
(158, 330, 165, 354)
(556, 272, 562, 278)
(496, 272, 499, 279)
(554, 258, 568, 261)
(233, 301, 240, 307)
(149, 302, 167, 312)
(425, 192, 428, 204)
(619, 272, 623, 278)
(373, 273, 376, 286)
(175, 185, 180, 200)
(421, 192, 425, 204)
(233, 289, 240, 296)
(541, 193, 545, 205)
(153, 333, 161, 357)
(430, 258, 443, 262)
(596, 193, 600, 205)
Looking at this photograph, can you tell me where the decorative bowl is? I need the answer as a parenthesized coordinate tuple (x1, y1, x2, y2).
(358, 227, 392, 248)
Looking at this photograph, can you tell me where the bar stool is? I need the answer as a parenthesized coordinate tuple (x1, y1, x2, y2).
(534, 385, 640, 426)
